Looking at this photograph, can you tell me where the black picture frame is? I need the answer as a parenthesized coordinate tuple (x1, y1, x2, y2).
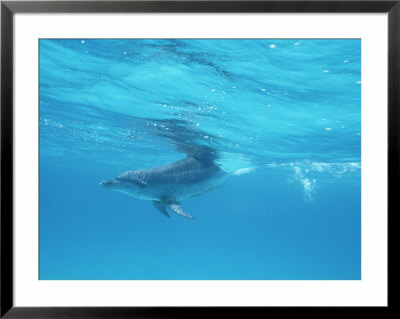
(1, 1, 397, 318)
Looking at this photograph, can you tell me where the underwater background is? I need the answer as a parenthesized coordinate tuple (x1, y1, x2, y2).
(39, 39, 361, 280)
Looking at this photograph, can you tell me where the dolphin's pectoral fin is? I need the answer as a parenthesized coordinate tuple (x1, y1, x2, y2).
(167, 203, 195, 219)
(152, 201, 170, 218)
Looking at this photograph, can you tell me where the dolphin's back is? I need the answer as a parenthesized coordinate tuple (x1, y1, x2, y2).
(118, 156, 223, 186)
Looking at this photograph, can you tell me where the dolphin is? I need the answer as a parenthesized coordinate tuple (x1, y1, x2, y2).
(100, 153, 227, 219)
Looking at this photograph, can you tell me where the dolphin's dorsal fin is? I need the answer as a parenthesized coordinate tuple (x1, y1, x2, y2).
(152, 201, 170, 218)
(176, 144, 217, 164)
(167, 203, 195, 219)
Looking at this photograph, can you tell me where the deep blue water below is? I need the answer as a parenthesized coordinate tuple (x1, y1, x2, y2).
(39, 39, 361, 280)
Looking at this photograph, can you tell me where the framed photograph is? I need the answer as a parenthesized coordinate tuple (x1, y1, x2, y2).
(1, 0, 396, 317)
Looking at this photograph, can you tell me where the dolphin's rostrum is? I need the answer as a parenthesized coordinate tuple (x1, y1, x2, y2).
(100, 152, 227, 219)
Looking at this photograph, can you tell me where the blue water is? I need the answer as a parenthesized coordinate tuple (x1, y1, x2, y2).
(39, 39, 361, 280)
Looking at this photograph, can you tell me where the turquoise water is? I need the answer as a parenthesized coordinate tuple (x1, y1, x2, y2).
(39, 39, 361, 280)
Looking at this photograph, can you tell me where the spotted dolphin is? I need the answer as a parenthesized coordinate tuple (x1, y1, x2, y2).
(100, 153, 227, 219)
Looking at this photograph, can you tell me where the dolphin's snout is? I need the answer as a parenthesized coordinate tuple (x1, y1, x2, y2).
(100, 180, 119, 187)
